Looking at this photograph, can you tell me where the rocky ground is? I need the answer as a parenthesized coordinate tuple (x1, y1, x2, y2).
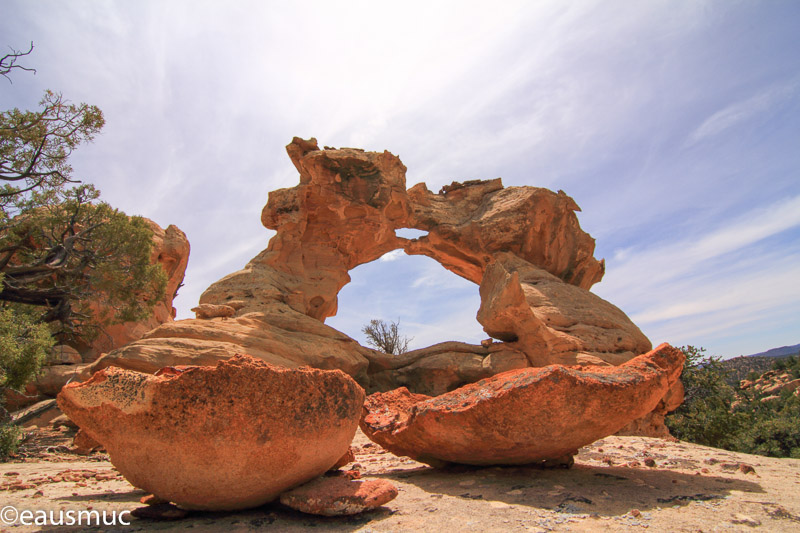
(1, 427, 799, 532)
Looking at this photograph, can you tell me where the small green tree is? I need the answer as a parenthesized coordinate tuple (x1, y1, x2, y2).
(665, 346, 749, 449)
(362, 319, 412, 355)
(0, 184, 167, 341)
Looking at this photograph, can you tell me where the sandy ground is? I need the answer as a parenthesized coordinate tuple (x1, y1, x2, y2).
(1, 427, 800, 532)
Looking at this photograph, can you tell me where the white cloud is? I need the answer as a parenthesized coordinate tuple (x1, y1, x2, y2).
(379, 250, 404, 263)
(598, 194, 800, 295)
(595, 195, 800, 356)
(687, 80, 799, 145)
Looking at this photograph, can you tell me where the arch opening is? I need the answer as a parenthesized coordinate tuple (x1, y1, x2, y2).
(326, 250, 485, 352)
(395, 227, 429, 240)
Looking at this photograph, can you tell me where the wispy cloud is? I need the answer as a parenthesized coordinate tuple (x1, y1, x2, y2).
(595, 195, 800, 355)
(598, 194, 800, 294)
(687, 80, 799, 146)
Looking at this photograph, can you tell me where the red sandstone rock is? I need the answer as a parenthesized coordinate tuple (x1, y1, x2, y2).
(130, 503, 189, 520)
(360, 344, 684, 466)
(616, 377, 685, 438)
(330, 447, 356, 470)
(91, 138, 673, 430)
(191, 303, 236, 319)
(279, 475, 398, 516)
(71, 429, 103, 455)
(57, 355, 365, 511)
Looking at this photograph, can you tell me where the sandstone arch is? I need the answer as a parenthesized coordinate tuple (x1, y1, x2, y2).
(93, 137, 653, 395)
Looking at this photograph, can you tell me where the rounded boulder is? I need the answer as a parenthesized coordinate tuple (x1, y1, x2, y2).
(57, 354, 365, 511)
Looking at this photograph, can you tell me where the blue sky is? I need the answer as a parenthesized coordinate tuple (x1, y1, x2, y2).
(1, 1, 798, 359)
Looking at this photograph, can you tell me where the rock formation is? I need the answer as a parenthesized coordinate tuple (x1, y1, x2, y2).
(360, 344, 685, 466)
(57, 355, 364, 511)
(93, 138, 657, 401)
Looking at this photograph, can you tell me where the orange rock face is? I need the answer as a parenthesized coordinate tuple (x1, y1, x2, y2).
(97, 137, 652, 394)
(360, 344, 685, 466)
(57, 355, 365, 511)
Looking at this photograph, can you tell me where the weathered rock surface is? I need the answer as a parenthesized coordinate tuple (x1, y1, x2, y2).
(617, 376, 685, 439)
(279, 475, 399, 516)
(360, 344, 685, 466)
(57, 354, 365, 511)
(98, 138, 654, 401)
(404, 178, 604, 290)
(92, 307, 373, 383)
(330, 447, 356, 470)
(478, 254, 651, 367)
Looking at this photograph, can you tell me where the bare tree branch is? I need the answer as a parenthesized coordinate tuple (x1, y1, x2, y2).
(1, 42, 36, 83)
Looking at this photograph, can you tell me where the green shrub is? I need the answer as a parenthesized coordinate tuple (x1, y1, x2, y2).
(666, 346, 748, 449)
(0, 302, 53, 461)
(740, 394, 800, 458)
(0, 421, 22, 459)
(0, 304, 53, 391)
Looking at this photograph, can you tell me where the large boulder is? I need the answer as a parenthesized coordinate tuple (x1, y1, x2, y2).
(360, 344, 685, 466)
(57, 355, 365, 511)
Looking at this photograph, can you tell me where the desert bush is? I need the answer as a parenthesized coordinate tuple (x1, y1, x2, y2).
(667, 346, 800, 458)
(362, 319, 412, 355)
(666, 346, 748, 449)
(0, 422, 22, 459)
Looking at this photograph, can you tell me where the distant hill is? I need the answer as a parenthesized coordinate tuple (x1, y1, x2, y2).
(741, 343, 800, 359)
(720, 343, 800, 387)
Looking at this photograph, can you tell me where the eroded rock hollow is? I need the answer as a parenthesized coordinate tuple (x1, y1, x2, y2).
(94, 137, 655, 397)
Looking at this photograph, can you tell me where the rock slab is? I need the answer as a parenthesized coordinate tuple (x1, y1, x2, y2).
(57, 354, 365, 511)
(360, 343, 685, 466)
(280, 475, 398, 516)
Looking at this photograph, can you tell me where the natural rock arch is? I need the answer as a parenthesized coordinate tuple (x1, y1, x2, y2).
(93, 137, 651, 394)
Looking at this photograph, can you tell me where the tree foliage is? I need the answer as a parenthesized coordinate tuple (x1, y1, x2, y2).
(1, 89, 104, 199)
(0, 277, 53, 459)
(666, 346, 748, 449)
(667, 346, 800, 459)
(0, 299, 53, 392)
(1, 184, 167, 340)
(362, 319, 412, 355)
(0, 43, 170, 458)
